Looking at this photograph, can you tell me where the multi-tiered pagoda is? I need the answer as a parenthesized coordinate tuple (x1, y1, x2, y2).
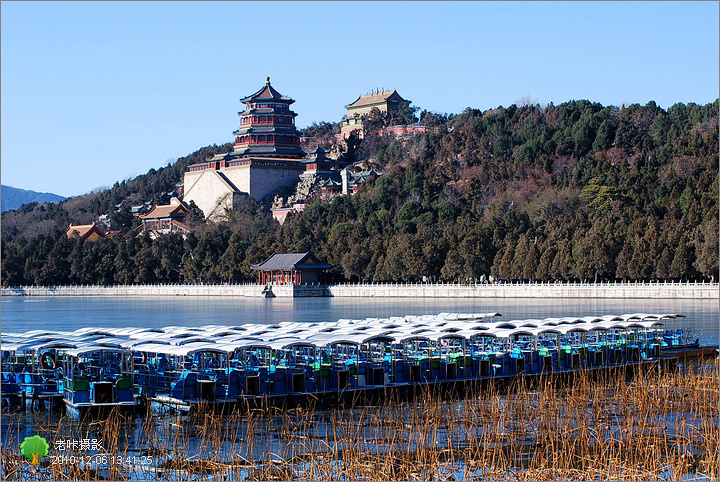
(183, 78, 308, 220)
(231, 77, 305, 158)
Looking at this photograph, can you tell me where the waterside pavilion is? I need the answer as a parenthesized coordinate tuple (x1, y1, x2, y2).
(251, 252, 334, 285)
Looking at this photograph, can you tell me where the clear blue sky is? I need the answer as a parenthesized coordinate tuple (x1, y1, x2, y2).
(2, 1, 718, 198)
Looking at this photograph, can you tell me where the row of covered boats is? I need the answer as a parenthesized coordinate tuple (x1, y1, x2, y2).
(1, 312, 696, 418)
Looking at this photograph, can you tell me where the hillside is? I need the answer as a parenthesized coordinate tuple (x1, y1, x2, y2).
(1, 99, 717, 286)
(1, 185, 66, 212)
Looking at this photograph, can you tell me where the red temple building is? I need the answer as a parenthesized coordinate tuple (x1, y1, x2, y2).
(302, 147, 337, 174)
(251, 252, 334, 285)
(138, 197, 190, 237)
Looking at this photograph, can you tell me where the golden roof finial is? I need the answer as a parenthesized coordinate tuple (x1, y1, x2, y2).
(265, 76, 270, 84)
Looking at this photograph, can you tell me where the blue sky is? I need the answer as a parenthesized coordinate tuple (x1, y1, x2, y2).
(2, 1, 718, 198)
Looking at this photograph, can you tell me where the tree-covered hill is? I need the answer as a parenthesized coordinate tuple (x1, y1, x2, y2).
(1, 144, 233, 242)
(1, 99, 717, 286)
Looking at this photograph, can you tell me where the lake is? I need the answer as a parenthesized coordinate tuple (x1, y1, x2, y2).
(2, 295, 717, 481)
(1, 296, 718, 345)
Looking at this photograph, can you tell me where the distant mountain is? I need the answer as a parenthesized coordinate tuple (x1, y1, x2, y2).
(1, 185, 66, 212)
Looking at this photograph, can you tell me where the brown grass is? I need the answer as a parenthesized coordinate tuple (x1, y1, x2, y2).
(2, 361, 717, 481)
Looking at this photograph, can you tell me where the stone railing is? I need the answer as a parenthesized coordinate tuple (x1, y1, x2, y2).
(1, 281, 717, 299)
(328, 280, 719, 299)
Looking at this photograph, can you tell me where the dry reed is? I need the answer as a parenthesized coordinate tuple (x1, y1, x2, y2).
(2, 360, 717, 481)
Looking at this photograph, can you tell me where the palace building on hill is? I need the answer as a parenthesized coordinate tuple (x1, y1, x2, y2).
(340, 89, 410, 139)
(183, 79, 408, 223)
(346, 89, 409, 117)
(138, 197, 190, 237)
(183, 78, 308, 221)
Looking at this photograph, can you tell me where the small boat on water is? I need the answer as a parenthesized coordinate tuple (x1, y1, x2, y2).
(1, 338, 81, 411)
(0, 312, 702, 416)
(61, 345, 136, 419)
(132, 341, 236, 413)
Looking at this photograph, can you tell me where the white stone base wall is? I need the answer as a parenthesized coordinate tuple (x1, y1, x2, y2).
(183, 162, 305, 220)
(183, 169, 237, 221)
(2, 282, 717, 299)
(246, 164, 304, 201)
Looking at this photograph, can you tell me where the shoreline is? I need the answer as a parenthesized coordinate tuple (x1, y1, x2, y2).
(2, 281, 717, 299)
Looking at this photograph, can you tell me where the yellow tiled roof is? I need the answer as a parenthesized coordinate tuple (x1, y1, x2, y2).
(66, 223, 104, 239)
(139, 204, 188, 220)
(345, 90, 407, 109)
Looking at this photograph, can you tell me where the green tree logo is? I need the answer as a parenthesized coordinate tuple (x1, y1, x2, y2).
(20, 435, 50, 466)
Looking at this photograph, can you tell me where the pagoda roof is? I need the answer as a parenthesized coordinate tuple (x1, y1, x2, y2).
(233, 126, 299, 135)
(240, 77, 294, 104)
(307, 146, 326, 155)
(251, 252, 334, 271)
(302, 146, 332, 163)
(240, 108, 297, 116)
(208, 151, 236, 161)
(345, 90, 408, 109)
(231, 146, 306, 158)
(357, 169, 383, 177)
(348, 169, 383, 184)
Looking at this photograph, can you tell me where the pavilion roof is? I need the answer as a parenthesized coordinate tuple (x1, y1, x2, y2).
(139, 203, 188, 220)
(250, 252, 334, 271)
(240, 77, 294, 104)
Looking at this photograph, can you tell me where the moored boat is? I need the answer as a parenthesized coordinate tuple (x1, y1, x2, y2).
(1, 312, 704, 416)
(133, 342, 235, 413)
(1, 339, 79, 411)
(61, 345, 136, 419)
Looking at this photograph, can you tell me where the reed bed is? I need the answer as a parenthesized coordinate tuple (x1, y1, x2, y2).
(2, 362, 717, 481)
